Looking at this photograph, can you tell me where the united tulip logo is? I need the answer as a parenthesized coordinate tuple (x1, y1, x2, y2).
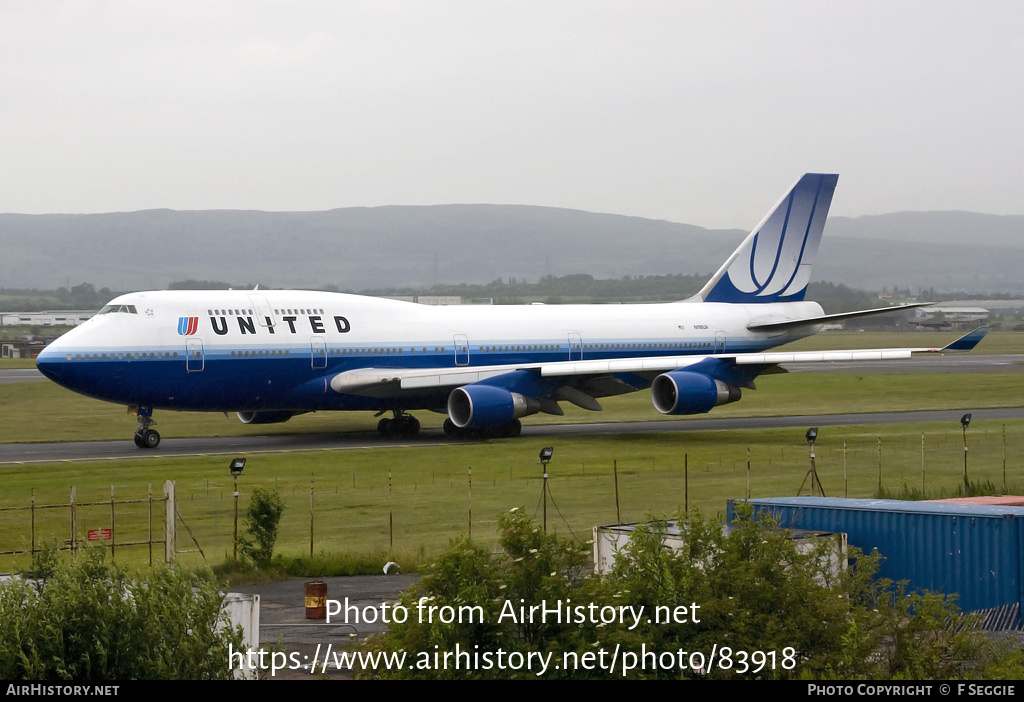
(177, 317, 199, 336)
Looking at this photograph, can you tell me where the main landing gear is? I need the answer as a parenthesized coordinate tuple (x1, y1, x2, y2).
(132, 406, 160, 449)
(376, 410, 420, 439)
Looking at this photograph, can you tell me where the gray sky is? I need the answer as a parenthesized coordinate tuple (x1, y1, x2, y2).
(2, 1, 1021, 229)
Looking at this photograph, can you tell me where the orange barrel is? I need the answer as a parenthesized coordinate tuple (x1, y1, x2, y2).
(305, 580, 327, 619)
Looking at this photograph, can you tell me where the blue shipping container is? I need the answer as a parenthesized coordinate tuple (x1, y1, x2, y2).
(728, 497, 1024, 614)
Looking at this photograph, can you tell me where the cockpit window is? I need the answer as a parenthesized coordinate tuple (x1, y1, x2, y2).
(98, 304, 138, 315)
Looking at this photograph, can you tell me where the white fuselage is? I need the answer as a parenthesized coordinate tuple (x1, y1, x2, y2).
(36, 289, 823, 414)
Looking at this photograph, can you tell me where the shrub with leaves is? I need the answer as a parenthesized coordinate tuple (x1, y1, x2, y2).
(356, 508, 590, 679)
(356, 506, 1022, 680)
(0, 548, 244, 680)
(238, 487, 285, 569)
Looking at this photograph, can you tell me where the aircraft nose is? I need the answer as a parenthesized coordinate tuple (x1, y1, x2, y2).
(35, 344, 66, 380)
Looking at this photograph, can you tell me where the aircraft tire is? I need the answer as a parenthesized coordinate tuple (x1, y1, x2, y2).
(141, 430, 160, 449)
(399, 415, 420, 438)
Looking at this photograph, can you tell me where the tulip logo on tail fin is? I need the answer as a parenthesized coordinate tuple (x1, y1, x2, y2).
(700, 173, 838, 304)
(177, 317, 199, 336)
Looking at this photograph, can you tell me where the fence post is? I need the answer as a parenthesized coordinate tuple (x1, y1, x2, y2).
(148, 483, 153, 567)
(310, 473, 315, 560)
(70, 486, 77, 554)
(877, 437, 882, 493)
(164, 480, 176, 564)
(921, 433, 926, 496)
(613, 460, 620, 524)
(110, 484, 116, 559)
(844, 441, 848, 499)
(746, 449, 751, 500)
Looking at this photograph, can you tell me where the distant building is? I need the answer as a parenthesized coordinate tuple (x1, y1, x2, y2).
(381, 296, 492, 305)
(415, 296, 464, 306)
(0, 310, 96, 327)
(909, 306, 988, 329)
(2, 340, 47, 359)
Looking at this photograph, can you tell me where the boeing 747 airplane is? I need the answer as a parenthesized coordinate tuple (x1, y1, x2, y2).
(35, 174, 987, 448)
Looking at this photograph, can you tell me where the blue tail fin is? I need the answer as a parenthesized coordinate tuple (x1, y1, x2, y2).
(698, 173, 838, 303)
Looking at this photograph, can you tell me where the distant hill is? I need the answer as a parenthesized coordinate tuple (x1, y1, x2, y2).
(819, 212, 1024, 293)
(0, 206, 1020, 294)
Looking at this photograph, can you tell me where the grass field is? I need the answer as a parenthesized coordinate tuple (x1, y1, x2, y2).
(2, 419, 1022, 576)
(0, 330, 1021, 574)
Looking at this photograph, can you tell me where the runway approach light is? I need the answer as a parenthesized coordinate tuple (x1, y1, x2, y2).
(538, 447, 554, 533)
(799, 427, 825, 497)
(960, 414, 972, 489)
(229, 457, 246, 571)
(805, 427, 818, 446)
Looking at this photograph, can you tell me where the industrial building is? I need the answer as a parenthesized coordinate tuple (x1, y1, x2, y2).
(0, 310, 95, 327)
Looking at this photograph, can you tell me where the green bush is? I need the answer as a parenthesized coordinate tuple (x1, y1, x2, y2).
(355, 507, 1023, 680)
(238, 487, 285, 569)
(0, 548, 244, 680)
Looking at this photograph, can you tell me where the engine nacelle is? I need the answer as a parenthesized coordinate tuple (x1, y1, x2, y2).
(447, 385, 540, 429)
(651, 371, 741, 415)
(236, 410, 297, 425)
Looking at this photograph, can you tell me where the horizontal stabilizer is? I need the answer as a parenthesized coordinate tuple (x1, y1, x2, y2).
(747, 303, 932, 332)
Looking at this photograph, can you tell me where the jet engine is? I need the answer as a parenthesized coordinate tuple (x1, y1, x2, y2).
(651, 371, 741, 415)
(236, 410, 298, 425)
(447, 385, 540, 430)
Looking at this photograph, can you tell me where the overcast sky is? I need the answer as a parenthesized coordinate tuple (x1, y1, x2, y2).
(2, 1, 1021, 229)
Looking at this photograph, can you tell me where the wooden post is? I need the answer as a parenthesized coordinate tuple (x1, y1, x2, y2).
(164, 480, 175, 564)
(746, 448, 751, 500)
(310, 473, 315, 559)
(684, 454, 689, 513)
(70, 486, 76, 554)
(613, 460, 620, 524)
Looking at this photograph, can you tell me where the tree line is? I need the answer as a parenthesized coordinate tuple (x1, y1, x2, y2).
(2, 276, 1010, 314)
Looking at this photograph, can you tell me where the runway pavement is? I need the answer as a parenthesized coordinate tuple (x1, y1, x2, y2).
(2, 407, 1022, 465)
(232, 574, 420, 679)
(2, 354, 1021, 464)
(0, 368, 44, 384)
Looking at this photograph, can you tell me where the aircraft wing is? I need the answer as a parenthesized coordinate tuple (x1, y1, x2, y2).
(330, 326, 990, 397)
(733, 325, 991, 364)
(331, 366, 520, 394)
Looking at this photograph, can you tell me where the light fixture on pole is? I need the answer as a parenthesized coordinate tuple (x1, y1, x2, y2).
(961, 413, 972, 490)
(230, 458, 246, 570)
(798, 428, 825, 497)
(539, 447, 554, 533)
